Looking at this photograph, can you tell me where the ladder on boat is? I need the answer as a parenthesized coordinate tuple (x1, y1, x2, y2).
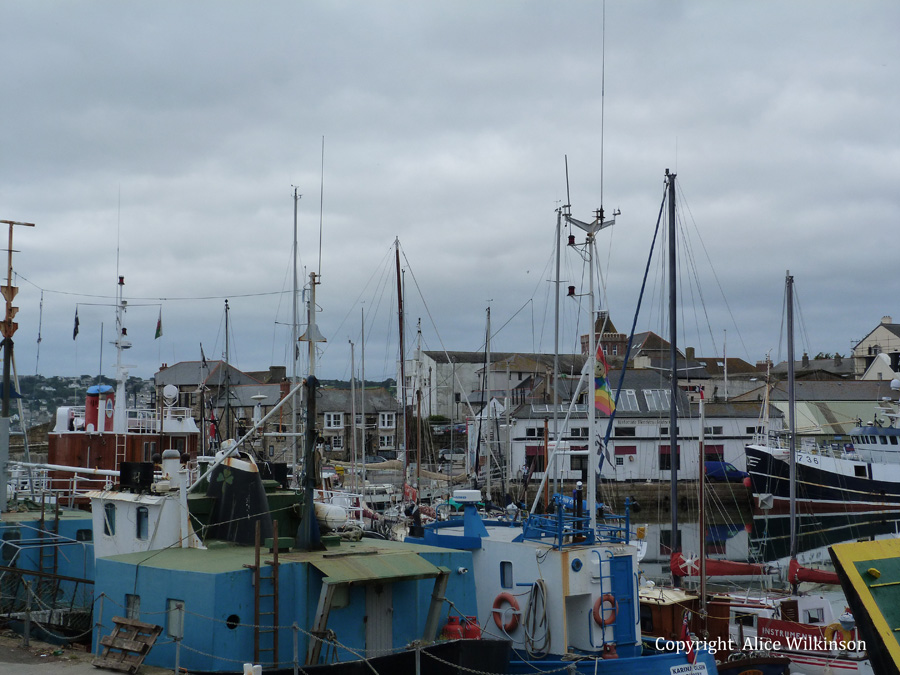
(114, 432, 127, 474)
(246, 520, 280, 667)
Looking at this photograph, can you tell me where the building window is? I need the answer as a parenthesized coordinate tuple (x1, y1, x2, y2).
(614, 427, 636, 437)
(659, 528, 681, 556)
(136, 506, 149, 540)
(355, 413, 363, 427)
(331, 436, 343, 450)
(525, 427, 539, 438)
(103, 503, 116, 536)
(704, 426, 724, 436)
(660, 427, 680, 436)
(659, 445, 680, 471)
(379, 435, 393, 449)
(167, 599, 185, 639)
(617, 390, 639, 412)
(570, 455, 587, 476)
(644, 389, 672, 411)
(324, 413, 343, 429)
(570, 427, 589, 438)
(379, 412, 395, 429)
(615, 457, 624, 466)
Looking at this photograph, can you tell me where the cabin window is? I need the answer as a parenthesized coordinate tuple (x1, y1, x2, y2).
(324, 413, 343, 429)
(1, 530, 20, 562)
(732, 610, 756, 628)
(173, 438, 186, 453)
(855, 465, 867, 478)
(126, 594, 141, 620)
(167, 599, 185, 638)
(136, 506, 149, 540)
(644, 389, 671, 412)
(617, 390, 639, 412)
(614, 427, 636, 438)
(639, 603, 654, 632)
(891, 436, 898, 445)
(103, 503, 116, 536)
(881, 436, 889, 445)
(804, 607, 825, 624)
(76, 529, 92, 542)
(500, 561, 513, 589)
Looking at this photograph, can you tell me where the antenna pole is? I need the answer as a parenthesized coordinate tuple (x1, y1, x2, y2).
(666, 169, 680, 585)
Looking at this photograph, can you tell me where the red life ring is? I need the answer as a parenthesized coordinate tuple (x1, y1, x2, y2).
(491, 592, 521, 632)
(592, 593, 617, 627)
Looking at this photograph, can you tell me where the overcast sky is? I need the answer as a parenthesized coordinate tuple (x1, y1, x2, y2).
(1, 2, 897, 388)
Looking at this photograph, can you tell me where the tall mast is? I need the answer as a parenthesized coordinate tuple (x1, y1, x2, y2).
(395, 240, 408, 484)
(565, 206, 615, 534)
(113, 274, 130, 436)
(786, 271, 797, 561)
(485, 307, 492, 502)
(291, 188, 301, 482)
(360, 308, 366, 487)
(665, 171, 681, 585)
(224, 299, 231, 440)
(350, 339, 357, 491)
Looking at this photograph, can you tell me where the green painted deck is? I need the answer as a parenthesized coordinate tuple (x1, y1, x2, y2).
(831, 538, 900, 674)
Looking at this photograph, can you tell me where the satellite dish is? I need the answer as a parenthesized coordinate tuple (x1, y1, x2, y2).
(163, 384, 178, 407)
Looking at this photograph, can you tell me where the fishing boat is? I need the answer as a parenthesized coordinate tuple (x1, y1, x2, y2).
(88, 438, 510, 673)
(830, 538, 900, 675)
(407, 193, 716, 674)
(746, 388, 900, 514)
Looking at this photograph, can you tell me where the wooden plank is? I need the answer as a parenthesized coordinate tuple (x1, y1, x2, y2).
(93, 616, 163, 675)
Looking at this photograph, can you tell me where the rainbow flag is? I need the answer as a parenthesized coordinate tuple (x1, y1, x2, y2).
(594, 342, 615, 416)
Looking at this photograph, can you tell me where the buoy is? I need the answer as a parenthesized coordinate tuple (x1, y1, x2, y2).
(592, 594, 618, 627)
(491, 592, 521, 632)
(824, 622, 852, 648)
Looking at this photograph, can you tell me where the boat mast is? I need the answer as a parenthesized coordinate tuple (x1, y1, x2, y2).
(666, 169, 681, 585)
(485, 306, 492, 502)
(291, 187, 301, 484)
(224, 299, 231, 440)
(786, 270, 797, 562)
(360, 308, 366, 487)
(396, 240, 408, 492)
(350, 339, 357, 491)
(565, 206, 615, 533)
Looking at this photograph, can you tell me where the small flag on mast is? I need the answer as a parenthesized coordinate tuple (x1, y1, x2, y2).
(155, 309, 163, 339)
(594, 342, 615, 415)
(73, 308, 79, 340)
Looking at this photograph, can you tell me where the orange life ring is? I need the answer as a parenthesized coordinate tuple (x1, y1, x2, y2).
(592, 593, 617, 627)
(824, 622, 852, 647)
(491, 592, 521, 632)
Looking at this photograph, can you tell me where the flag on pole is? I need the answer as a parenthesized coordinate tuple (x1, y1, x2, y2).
(73, 308, 79, 340)
(594, 342, 615, 415)
(155, 308, 163, 339)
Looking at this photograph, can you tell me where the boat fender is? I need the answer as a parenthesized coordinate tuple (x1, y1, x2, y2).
(592, 594, 617, 627)
(824, 622, 852, 647)
(601, 643, 618, 659)
(491, 592, 521, 632)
